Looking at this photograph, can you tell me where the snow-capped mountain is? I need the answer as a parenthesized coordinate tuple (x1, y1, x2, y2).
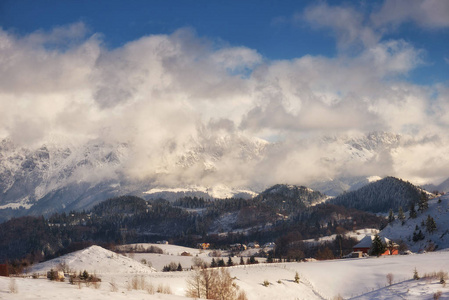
(0, 131, 435, 222)
(0, 134, 267, 221)
(423, 177, 449, 193)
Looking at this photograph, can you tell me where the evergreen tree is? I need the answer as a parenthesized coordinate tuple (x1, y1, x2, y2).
(227, 256, 234, 267)
(409, 203, 417, 218)
(249, 256, 258, 264)
(398, 206, 405, 224)
(413, 229, 425, 242)
(239, 256, 245, 265)
(177, 262, 183, 271)
(388, 209, 395, 223)
(413, 268, 420, 280)
(210, 258, 217, 268)
(418, 192, 429, 212)
(370, 234, 386, 257)
(217, 259, 225, 267)
(426, 215, 437, 233)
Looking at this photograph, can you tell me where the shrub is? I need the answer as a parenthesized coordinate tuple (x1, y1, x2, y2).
(110, 279, 119, 292)
(262, 280, 270, 287)
(9, 278, 18, 294)
(413, 268, 420, 280)
(157, 283, 172, 294)
(294, 272, 300, 283)
(386, 273, 394, 285)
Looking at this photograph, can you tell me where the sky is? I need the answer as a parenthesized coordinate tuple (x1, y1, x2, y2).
(0, 0, 449, 188)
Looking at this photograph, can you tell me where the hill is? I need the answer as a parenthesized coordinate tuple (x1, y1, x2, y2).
(381, 193, 449, 252)
(31, 245, 155, 275)
(2, 244, 449, 299)
(331, 176, 426, 213)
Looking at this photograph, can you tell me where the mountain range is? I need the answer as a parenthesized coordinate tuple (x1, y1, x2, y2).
(0, 131, 446, 222)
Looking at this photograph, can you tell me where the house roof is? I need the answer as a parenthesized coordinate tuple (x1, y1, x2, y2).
(353, 235, 392, 249)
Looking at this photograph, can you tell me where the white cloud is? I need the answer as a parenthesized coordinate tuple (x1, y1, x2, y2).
(0, 22, 448, 188)
(301, 3, 380, 50)
(371, 0, 449, 29)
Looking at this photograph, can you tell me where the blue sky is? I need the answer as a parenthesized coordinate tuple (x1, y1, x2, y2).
(1, 0, 447, 84)
(1, 0, 449, 186)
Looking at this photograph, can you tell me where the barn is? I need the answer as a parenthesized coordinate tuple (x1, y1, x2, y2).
(353, 235, 398, 256)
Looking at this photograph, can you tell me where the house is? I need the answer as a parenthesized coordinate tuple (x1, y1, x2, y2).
(197, 242, 210, 250)
(0, 264, 9, 277)
(353, 235, 398, 256)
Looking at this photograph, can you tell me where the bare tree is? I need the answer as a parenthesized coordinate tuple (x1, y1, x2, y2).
(186, 267, 243, 300)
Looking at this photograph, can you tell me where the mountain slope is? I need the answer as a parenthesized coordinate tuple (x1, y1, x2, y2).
(331, 176, 425, 213)
(381, 194, 449, 252)
(255, 184, 328, 211)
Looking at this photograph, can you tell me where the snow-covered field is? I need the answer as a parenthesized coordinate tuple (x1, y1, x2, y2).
(1, 244, 449, 299)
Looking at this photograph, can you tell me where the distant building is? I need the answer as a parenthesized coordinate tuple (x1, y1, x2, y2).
(247, 242, 260, 249)
(353, 235, 398, 256)
(0, 264, 9, 277)
(197, 242, 210, 249)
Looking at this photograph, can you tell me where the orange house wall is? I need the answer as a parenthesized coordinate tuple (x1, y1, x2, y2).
(353, 248, 398, 255)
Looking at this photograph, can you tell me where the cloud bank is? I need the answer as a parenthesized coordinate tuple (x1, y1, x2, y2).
(1, 1, 449, 189)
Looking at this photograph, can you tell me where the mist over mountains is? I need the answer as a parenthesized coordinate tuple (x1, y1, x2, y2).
(0, 130, 446, 221)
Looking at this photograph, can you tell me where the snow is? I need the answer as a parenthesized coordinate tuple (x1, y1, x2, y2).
(31, 245, 156, 275)
(145, 184, 258, 199)
(381, 194, 449, 252)
(303, 228, 379, 245)
(2, 244, 449, 299)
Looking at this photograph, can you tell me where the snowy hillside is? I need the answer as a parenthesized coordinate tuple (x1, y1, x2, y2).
(381, 193, 449, 252)
(145, 185, 257, 201)
(30, 245, 155, 275)
(331, 176, 427, 213)
(2, 244, 449, 299)
(310, 176, 382, 197)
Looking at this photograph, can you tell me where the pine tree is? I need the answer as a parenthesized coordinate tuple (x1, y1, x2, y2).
(210, 258, 217, 268)
(239, 257, 245, 265)
(227, 256, 234, 267)
(398, 206, 405, 224)
(413, 268, 420, 280)
(409, 203, 417, 218)
(418, 192, 429, 213)
(426, 215, 437, 233)
(388, 209, 395, 223)
(217, 259, 225, 267)
(370, 234, 386, 257)
(177, 263, 183, 271)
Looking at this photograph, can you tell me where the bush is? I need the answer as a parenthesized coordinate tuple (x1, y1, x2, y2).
(162, 262, 178, 272)
(413, 268, 420, 280)
(262, 280, 270, 287)
(157, 283, 172, 294)
(294, 272, 300, 283)
(9, 278, 18, 294)
(386, 273, 394, 285)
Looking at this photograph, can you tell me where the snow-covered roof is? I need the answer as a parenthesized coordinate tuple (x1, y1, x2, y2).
(353, 235, 391, 248)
